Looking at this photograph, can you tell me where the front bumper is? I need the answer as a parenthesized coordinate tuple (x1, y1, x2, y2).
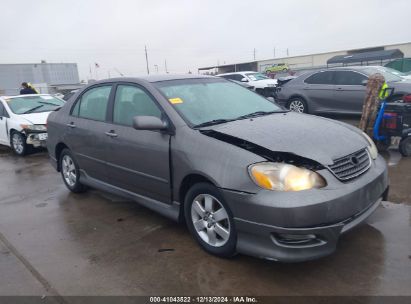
(255, 86, 277, 97)
(275, 98, 288, 107)
(25, 132, 48, 148)
(222, 155, 388, 262)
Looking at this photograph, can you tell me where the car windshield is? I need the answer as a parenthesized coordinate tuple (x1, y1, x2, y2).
(362, 67, 403, 82)
(245, 72, 269, 81)
(7, 95, 64, 114)
(155, 78, 283, 127)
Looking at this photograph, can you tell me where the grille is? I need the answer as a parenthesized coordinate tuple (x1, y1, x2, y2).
(328, 149, 371, 181)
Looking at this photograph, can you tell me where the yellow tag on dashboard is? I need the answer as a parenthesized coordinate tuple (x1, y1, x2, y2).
(169, 97, 183, 104)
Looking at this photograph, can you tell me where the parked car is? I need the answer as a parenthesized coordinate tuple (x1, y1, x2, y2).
(217, 71, 277, 97)
(63, 89, 79, 101)
(227, 79, 255, 91)
(0, 94, 65, 155)
(276, 66, 411, 114)
(47, 75, 388, 262)
(265, 63, 289, 73)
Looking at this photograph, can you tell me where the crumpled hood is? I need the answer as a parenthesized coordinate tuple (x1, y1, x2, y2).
(206, 112, 369, 165)
(19, 112, 51, 125)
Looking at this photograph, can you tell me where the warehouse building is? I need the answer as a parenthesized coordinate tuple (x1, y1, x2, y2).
(198, 41, 411, 75)
(0, 62, 81, 95)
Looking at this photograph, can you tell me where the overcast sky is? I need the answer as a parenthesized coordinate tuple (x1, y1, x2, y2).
(1, 0, 410, 80)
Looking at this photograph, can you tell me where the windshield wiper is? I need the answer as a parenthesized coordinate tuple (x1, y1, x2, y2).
(235, 110, 286, 120)
(193, 118, 236, 128)
(38, 101, 60, 106)
(22, 105, 44, 114)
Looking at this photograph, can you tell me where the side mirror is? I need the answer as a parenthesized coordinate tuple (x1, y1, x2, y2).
(133, 116, 168, 131)
(361, 79, 368, 86)
(240, 77, 248, 82)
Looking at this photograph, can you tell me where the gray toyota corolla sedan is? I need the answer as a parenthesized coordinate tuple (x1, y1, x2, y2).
(47, 75, 388, 262)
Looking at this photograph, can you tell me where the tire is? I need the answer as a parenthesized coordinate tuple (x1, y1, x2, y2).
(288, 97, 308, 113)
(59, 148, 87, 193)
(10, 131, 29, 156)
(399, 137, 411, 157)
(184, 182, 237, 258)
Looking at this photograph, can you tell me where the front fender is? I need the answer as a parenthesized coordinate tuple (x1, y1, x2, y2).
(171, 127, 265, 202)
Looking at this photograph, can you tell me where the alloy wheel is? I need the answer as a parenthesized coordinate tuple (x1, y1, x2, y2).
(289, 99, 305, 113)
(191, 194, 231, 247)
(12, 134, 24, 154)
(62, 155, 77, 187)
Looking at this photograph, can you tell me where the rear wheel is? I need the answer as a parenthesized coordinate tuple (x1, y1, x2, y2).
(11, 132, 29, 156)
(184, 183, 237, 258)
(60, 149, 87, 193)
(399, 137, 411, 157)
(288, 98, 308, 113)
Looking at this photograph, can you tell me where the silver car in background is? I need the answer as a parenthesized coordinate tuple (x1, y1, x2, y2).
(276, 66, 411, 114)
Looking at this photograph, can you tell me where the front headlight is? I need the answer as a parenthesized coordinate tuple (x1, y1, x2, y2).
(249, 162, 326, 191)
(20, 124, 47, 131)
(362, 132, 378, 160)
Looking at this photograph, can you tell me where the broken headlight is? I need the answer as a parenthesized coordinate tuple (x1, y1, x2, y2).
(20, 124, 47, 131)
(362, 132, 378, 160)
(249, 162, 326, 191)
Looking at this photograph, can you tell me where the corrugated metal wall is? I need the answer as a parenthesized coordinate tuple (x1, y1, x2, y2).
(0, 63, 80, 95)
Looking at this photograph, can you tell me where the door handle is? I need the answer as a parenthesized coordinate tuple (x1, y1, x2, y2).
(105, 131, 118, 137)
(336, 87, 343, 91)
(66, 122, 76, 128)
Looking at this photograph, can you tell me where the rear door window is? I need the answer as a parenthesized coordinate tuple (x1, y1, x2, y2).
(72, 85, 112, 121)
(305, 71, 335, 84)
(334, 71, 368, 85)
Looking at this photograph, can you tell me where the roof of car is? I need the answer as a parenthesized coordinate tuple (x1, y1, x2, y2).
(95, 74, 216, 84)
(217, 71, 259, 76)
(327, 65, 382, 71)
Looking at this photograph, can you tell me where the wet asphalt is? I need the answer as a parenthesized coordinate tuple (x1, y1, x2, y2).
(0, 117, 410, 297)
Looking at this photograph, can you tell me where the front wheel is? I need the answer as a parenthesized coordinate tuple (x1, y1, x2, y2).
(184, 183, 237, 258)
(288, 98, 308, 113)
(60, 149, 87, 193)
(11, 132, 28, 156)
(399, 137, 411, 157)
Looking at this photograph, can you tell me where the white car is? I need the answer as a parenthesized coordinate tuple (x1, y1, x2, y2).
(0, 94, 65, 155)
(217, 71, 278, 97)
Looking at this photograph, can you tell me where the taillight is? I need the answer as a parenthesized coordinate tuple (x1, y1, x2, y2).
(403, 94, 411, 103)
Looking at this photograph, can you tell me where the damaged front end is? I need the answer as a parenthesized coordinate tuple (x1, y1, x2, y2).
(200, 129, 324, 171)
(21, 125, 48, 148)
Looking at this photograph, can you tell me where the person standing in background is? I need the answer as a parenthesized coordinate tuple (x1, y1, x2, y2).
(20, 82, 38, 95)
